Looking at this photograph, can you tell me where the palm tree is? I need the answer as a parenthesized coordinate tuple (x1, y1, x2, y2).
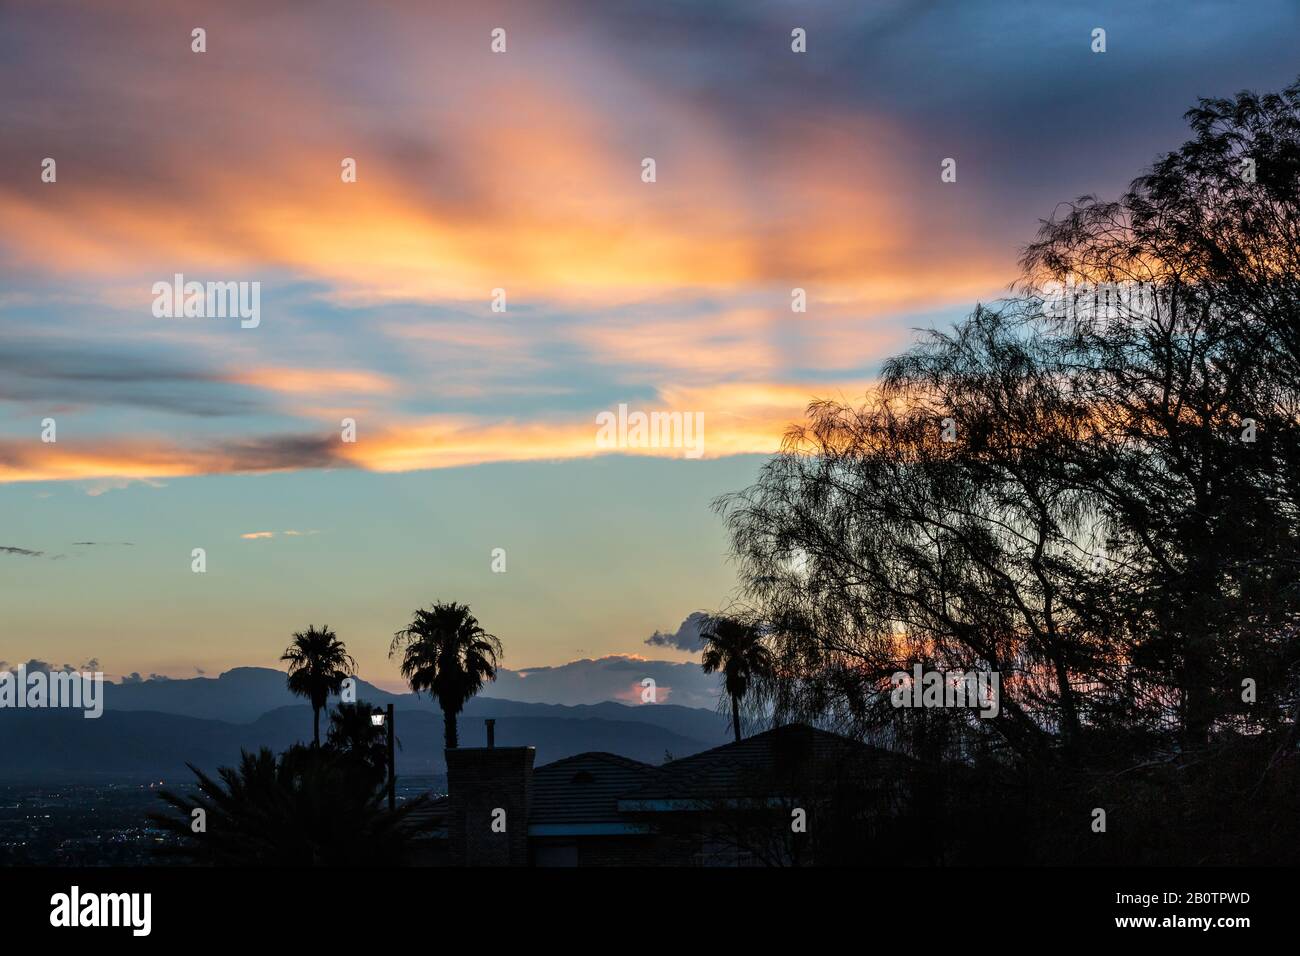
(327, 700, 390, 784)
(150, 746, 425, 865)
(281, 625, 355, 747)
(700, 614, 773, 743)
(389, 602, 502, 749)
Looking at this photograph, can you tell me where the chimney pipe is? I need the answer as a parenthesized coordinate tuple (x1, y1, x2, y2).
(486, 718, 495, 748)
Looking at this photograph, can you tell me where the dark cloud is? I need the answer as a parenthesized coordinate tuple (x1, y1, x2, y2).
(2, 544, 71, 560)
(0, 339, 262, 417)
(0, 545, 43, 557)
(211, 434, 350, 472)
(645, 611, 709, 652)
(120, 672, 169, 684)
(1, 657, 99, 673)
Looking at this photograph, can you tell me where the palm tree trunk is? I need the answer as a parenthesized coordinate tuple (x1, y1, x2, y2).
(313, 707, 321, 747)
(444, 710, 458, 749)
(731, 695, 742, 742)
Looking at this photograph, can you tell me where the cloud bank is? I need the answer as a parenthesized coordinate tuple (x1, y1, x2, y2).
(482, 655, 720, 710)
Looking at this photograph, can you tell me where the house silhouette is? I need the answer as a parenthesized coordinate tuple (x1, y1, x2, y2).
(408, 723, 922, 866)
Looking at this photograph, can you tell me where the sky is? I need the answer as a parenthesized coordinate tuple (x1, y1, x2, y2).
(2, 0, 1297, 700)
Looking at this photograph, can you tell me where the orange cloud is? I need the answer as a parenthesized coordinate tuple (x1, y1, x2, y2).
(227, 367, 398, 397)
(0, 6, 1009, 307)
(0, 379, 875, 484)
(0, 2, 1012, 487)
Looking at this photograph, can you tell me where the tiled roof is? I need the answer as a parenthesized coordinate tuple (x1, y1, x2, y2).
(529, 751, 662, 825)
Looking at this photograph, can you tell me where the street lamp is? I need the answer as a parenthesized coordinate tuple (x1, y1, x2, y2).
(372, 704, 396, 811)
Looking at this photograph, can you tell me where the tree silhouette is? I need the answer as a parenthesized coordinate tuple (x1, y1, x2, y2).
(389, 601, 502, 749)
(716, 311, 1102, 764)
(700, 614, 773, 742)
(149, 745, 423, 866)
(280, 625, 355, 747)
(327, 700, 390, 787)
(1016, 81, 1300, 751)
(717, 78, 1300, 783)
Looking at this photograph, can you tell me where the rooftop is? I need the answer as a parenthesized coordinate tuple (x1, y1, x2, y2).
(407, 722, 908, 839)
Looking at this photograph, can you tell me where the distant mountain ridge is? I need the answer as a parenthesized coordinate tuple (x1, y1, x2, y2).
(100, 666, 730, 743)
(0, 706, 713, 780)
(0, 667, 733, 780)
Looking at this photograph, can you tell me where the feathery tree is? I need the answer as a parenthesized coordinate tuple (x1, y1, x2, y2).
(1019, 79, 1300, 751)
(717, 78, 1300, 767)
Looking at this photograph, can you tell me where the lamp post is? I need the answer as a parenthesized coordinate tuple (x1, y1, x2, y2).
(371, 704, 396, 811)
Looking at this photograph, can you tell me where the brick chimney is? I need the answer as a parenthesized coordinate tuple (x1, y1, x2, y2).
(445, 724, 534, 866)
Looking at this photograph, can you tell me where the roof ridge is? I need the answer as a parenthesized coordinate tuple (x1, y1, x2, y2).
(657, 722, 817, 766)
(655, 722, 900, 770)
(534, 750, 659, 773)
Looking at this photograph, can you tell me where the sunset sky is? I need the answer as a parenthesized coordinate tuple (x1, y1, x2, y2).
(2, 0, 1297, 699)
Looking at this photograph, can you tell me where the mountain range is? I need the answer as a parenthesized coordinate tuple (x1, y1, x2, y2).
(0, 667, 733, 780)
